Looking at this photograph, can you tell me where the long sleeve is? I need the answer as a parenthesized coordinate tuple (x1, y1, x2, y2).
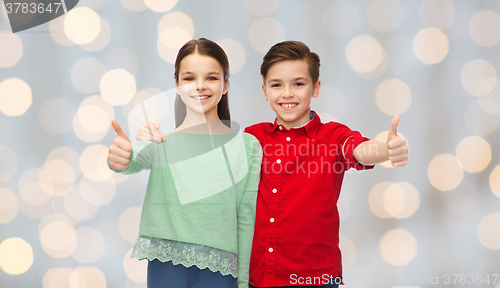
(108, 140, 160, 175)
(236, 138, 262, 288)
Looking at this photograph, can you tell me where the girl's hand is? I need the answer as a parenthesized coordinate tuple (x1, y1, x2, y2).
(108, 120, 132, 171)
(386, 115, 409, 167)
(136, 121, 166, 143)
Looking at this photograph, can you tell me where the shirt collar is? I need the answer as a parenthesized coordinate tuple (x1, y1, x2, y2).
(269, 111, 321, 138)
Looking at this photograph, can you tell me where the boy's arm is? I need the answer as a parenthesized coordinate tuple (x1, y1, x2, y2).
(353, 116, 408, 167)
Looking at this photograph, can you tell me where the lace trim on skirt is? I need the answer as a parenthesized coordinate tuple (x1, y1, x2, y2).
(131, 236, 238, 278)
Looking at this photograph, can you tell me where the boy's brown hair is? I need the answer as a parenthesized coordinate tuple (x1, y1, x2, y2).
(260, 41, 320, 84)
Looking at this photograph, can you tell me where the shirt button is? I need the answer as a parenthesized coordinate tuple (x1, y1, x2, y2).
(269, 247, 273, 253)
(270, 218, 275, 223)
(276, 159, 281, 164)
(278, 126, 283, 130)
(272, 188, 277, 193)
(286, 137, 291, 141)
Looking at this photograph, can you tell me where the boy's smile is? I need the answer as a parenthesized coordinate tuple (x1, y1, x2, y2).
(262, 60, 320, 129)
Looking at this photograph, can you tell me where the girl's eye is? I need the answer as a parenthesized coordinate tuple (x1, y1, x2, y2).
(184, 77, 194, 81)
(208, 77, 217, 81)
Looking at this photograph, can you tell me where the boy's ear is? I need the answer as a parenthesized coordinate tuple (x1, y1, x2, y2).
(262, 83, 269, 102)
(312, 80, 321, 98)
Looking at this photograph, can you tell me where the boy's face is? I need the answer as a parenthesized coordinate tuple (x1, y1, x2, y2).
(262, 60, 320, 129)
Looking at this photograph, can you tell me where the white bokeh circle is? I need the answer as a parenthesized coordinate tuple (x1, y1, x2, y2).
(0, 32, 23, 68)
(346, 35, 384, 73)
(70, 57, 106, 95)
(428, 154, 464, 191)
(144, 0, 178, 13)
(461, 59, 497, 97)
(367, 0, 403, 33)
(243, 0, 279, 17)
(63, 7, 101, 45)
(469, 10, 500, 47)
(217, 38, 246, 75)
(0, 78, 32, 117)
(80, 16, 111, 52)
(455, 136, 491, 173)
(379, 229, 417, 266)
(249, 18, 285, 54)
(375, 79, 412, 115)
(419, 0, 455, 30)
(39, 98, 75, 135)
(323, 1, 359, 38)
(413, 27, 449, 65)
(100, 69, 137, 106)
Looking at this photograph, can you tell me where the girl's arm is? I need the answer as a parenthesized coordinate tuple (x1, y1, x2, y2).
(107, 120, 157, 175)
(236, 137, 262, 288)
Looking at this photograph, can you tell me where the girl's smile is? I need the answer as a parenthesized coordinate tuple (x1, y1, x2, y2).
(190, 94, 212, 100)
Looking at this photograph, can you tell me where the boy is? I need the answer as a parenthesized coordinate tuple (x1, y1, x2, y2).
(243, 41, 408, 288)
(135, 41, 409, 287)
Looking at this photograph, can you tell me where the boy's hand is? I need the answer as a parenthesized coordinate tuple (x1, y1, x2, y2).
(108, 120, 132, 171)
(387, 115, 409, 167)
(136, 121, 166, 143)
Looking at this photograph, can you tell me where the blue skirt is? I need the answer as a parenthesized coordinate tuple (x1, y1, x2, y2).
(147, 259, 238, 288)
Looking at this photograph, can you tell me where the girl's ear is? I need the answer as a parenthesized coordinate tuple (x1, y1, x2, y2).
(262, 83, 269, 101)
(223, 80, 229, 95)
(175, 81, 180, 95)
(312, 79, 321, 98)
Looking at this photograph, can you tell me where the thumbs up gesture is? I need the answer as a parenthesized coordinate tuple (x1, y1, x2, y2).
(386, 115, 409, 167)
(108, 120, 132, 171)
(136, 121, 165, 143)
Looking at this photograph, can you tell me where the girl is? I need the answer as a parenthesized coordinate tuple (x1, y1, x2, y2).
(107, 38, 262, 288)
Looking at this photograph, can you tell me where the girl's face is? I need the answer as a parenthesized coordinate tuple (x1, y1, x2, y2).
(176, 52, 228, 116)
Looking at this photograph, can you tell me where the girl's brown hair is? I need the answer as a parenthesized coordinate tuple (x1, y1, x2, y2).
(260, 41, 320, 84)
(174, 38, 231, 128)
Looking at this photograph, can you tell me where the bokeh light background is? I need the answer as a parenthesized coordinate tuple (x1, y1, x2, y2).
(1, 0, 500, 287)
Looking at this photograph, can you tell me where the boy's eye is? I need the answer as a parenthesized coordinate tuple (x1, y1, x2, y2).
(295, 82, 304, 86)
(271, 83, 281, 88)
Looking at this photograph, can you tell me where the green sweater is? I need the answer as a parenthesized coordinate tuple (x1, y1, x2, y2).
(109, 131, 262, 288)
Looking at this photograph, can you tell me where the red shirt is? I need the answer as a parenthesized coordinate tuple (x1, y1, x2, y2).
(244, 111, 374, 287)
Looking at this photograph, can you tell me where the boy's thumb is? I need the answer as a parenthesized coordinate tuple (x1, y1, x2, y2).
(387, 115, 400, 140)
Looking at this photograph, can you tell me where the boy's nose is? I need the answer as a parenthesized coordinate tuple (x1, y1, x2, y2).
(281, 89, 294, 97)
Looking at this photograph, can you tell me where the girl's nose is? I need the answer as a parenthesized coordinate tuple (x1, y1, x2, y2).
(196, 80, 206, 91)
